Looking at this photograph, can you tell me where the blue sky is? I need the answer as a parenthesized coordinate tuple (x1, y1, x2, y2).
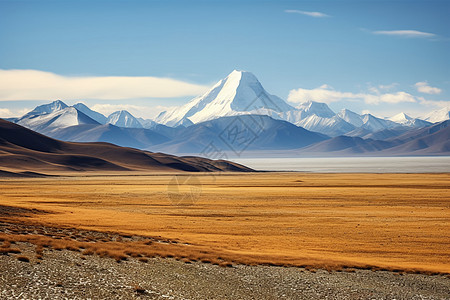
(0, 0, 449, 119)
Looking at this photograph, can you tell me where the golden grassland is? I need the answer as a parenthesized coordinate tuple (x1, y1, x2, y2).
(0, 173, 449, 274)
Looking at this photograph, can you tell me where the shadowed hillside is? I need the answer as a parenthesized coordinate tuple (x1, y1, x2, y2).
(0, 119, 253, 175)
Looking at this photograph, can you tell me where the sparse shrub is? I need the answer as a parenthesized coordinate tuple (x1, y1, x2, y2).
(133, 285, 145, 294)
(180, 258, 191, 264)
(35, 245, 44, 255)
(219, 262, 233, 268)
(65, 245, 79, 251)
(82, 249, 94, 255)
(17, 255, 30, 262)
(0, 248, 21, 255)
(1, 241, 11, 248)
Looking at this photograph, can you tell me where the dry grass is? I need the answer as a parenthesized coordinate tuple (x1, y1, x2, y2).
(0, 173, 449, 274)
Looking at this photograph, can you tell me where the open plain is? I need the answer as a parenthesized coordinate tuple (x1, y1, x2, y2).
(0, 172, 449, 274)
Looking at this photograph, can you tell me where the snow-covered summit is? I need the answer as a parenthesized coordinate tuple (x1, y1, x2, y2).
(296, 101, 335, 119)
(17, 106, 99, 132)
(336, 109, 363, 127)
(73, 103, 107, 124)
(20, 100, 68, 120)
(389, 112, 411, 123)
(155, 70, 294, 126)
(387, 112, 430, 128)
(107, 110, 143, 128)
(422, 107, 450, 123)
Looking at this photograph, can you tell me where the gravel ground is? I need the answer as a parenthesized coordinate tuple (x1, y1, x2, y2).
(0, 242, 449, 300)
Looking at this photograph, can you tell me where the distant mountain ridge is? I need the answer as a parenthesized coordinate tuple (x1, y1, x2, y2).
(150, 115, 328, 154)
(4, 70, 450, 156)
(154, 70, 447, 137)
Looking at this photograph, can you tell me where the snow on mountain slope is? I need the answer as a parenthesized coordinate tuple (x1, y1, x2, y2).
(388, 112, 431, 128)
(336, 109, 364, 127)
(73, 103, 107, 124)
(107, 110, 143, 128)
(296, 101, 335, 118)
(295, 114, 355, 137)
(280, 101, 336, 124)
(422, 107, 450, 123)
(155, 70, 294, 126)
(19, 100, 68, 119)
(360, 114, 397, 131)
(152, 70, 416, 136)
(17, 106, 100, 133)
(137, 117, 158, 129)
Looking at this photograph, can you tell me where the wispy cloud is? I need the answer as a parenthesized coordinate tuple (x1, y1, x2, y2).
(414, 81, 442, 94)
(287, 85, 416, 105)
(372, 30, 436, 38)
(284, 9, 329, 18)
(0, 108, 14, 118)
(418, 97, 449, 109)
(0, 69, 209, 101)
(0, 107, 30, 118)
(368, 83, 398, 94)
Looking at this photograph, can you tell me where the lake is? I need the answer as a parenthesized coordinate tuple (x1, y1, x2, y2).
(232, 156, 450, 173)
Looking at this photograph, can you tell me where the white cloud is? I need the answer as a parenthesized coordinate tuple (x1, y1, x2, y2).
(364, 92, 416, 104)
(0, 108, 14, 118)
(287, 86, 359, 104)
(378, 83, 398, 90)
(0, 69, 209, 101)
(287, 85, 417, 105)
(91, 103, 177, 119)
(368, 83, 398, 94)
(414, 81, 442, 94)
(372, 30, 436, 38)
(0, 107, 30, 118)
(284, 9, 329, 18)
(417, 97, 449, 109)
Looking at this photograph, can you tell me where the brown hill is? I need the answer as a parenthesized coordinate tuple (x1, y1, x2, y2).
(0, 119, 252, 175)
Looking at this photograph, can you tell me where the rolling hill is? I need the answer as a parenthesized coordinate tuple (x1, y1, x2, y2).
(0, 119, 253, 175)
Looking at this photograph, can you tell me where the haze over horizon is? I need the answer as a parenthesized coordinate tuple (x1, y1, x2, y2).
(0, 0, 449, 119)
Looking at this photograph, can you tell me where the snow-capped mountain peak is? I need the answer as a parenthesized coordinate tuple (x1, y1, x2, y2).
(20, 100, 67, 120)
(389, 112, 412, 123)
(336, 109, 363, 127)
(422, 107, 450, 123)
(360, 114, 398, 131)
(296, 101, 335, 118)
(155, 70, 294, 126)
(107, 110, 143, 128)
(17, 106, 99, 132)
(388, 112, 432, 128)
(73, 103, 107, 124)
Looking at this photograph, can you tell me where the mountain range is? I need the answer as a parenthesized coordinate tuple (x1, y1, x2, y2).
(0, 119, 252, 176)
(3, 70, 449, 157)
